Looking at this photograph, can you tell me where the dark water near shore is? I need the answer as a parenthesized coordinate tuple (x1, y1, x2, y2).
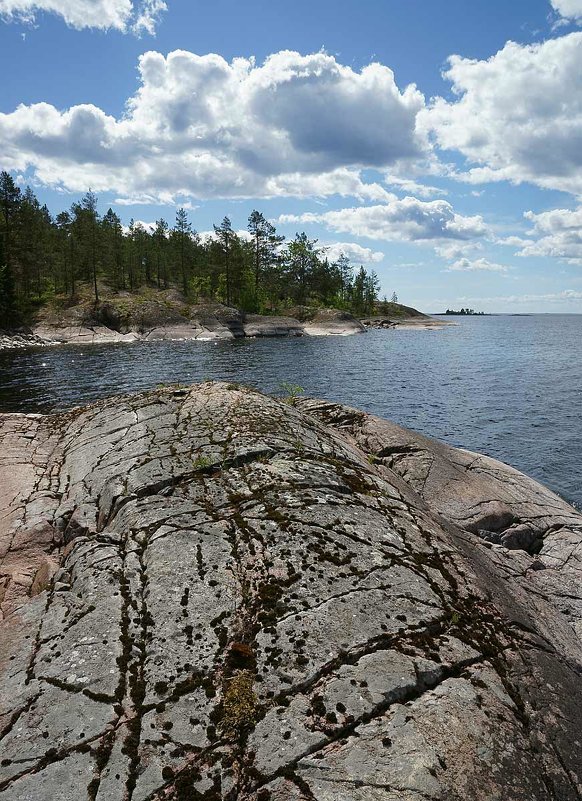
(1, 314, 581, 508)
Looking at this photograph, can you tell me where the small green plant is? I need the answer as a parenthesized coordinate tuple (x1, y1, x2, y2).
(220, 670, 257, 736)
(279, 382, 304, 406)
(193, 454, 213, 470)
(292, 437, 305, 455)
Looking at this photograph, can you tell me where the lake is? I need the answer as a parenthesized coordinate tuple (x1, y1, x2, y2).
(1, 314, 580, 509)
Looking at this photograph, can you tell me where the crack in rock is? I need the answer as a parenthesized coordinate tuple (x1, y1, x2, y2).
(0, 384, 581, 800)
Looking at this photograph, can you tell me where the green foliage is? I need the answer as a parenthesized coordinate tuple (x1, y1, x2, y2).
(279, 382, 305, 405)
(192, 454, 213, 470)
(0, 174, 382, 326)
(0, 262, 17, 326)
(220, 670, 257, 737)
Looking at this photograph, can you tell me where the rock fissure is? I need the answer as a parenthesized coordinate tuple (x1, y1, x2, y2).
(0, 384, 581, 800)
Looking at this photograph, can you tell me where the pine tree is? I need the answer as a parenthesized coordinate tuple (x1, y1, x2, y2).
(174, 208, 193, 296)
(213, 216, 234, 306)
(153, 219, 169, 288)
(247, 210, 284, 309)
(102, 208, 124, 289)
(335, 254, 352, 303)
(0, 171, 22, 292)
(0, 235, 17, 327)
(71, 191, 100, 303)
(283, 233, 321, 306)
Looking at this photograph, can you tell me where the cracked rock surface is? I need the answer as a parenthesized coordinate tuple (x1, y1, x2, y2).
(1, 383, 581, 800)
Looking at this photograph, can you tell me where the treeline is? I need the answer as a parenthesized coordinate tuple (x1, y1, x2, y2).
(0, 172, 381, 325)
(444, 308, 484, 316)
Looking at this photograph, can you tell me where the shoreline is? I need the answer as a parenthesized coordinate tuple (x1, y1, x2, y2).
(0, 312, 454, 352)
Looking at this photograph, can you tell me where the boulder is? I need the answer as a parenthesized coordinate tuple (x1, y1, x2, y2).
(189, 303, 245, 339)
(303, 308, 366, 336)
(33, 325, 140, 345)
(0, 384, 581, 800)
(242, 315, 304, 337)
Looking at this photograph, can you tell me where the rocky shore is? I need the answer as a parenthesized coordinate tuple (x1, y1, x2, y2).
(361, 312, 454, 331)
(0, 303, 365, 351)
(1, 383, 581, 800)
(0, 295, 455, 351)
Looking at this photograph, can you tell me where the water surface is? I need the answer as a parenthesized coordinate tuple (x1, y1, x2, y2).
(1, 314, 580, 508)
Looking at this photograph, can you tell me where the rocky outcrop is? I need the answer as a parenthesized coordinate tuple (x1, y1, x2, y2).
(1, 384, 581, 800)
(0, 330, 48, 350)
(302, 308, 366, 336)
(0, 305, 365, 349)
(242, 315, 304, 338)
(361, 316, 452, 330)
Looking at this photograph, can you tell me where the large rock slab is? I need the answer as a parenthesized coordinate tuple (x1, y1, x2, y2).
(0, 300, 366, 350)
(1, 304, 365, 349)
(1, 384, 581, 800)
(303, 308, 366, 336)
(242, 315, 304, 338)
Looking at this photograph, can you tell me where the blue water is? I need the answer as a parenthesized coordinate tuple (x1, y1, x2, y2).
(1, 314, 580, 508)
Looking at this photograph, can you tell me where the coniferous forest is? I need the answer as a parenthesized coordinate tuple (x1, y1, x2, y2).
(0, 172, 382, 326)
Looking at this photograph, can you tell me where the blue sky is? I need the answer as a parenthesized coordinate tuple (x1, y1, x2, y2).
(1, 0, 582, 312)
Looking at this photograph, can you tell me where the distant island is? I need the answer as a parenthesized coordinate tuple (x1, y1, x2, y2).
(442, 308, 486, 316)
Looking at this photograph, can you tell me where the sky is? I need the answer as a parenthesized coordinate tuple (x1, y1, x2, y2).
(1, 0, 582, 313)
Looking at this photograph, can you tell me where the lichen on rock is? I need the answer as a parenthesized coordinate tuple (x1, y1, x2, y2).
(0, 382, 581, 800)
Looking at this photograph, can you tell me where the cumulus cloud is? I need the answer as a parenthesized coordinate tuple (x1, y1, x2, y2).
(279, 197, 488, 244)
(434, 241, 482, 260)
(425, 33, 582, 195)
(0, 0, 166, 33)
(121, 220, 157, 235)
(517, 207, 582, 264)
(197, 229, 251, 244)
(446, 257, 509, 273)
(383, 175, 446, 198)
(551, 0, 582, 23)
(0, 49, 428, 203)
(322, 242, 385, 265)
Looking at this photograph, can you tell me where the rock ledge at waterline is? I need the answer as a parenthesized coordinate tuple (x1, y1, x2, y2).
(1, 383, 581, 800)
(0, 304, 366, 350)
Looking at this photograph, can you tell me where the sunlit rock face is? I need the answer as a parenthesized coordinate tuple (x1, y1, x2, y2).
(0, 304, 365, 350)
(1, 383, 581, 800)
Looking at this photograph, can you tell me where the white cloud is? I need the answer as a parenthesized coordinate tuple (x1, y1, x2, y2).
(497, 235, 533, 248)
(0, 49, 429, 203)
(425, 32, 582, 195)
(447, 257, 509, 273)
(322, 242, 385, 265)
(264, 170, 395, 203)
(0, 0, 166, 33)
(131, 0, 165, 34)
(518, 207, 582, 264)
(384, 175, 446, 198)
(122, 220, 157, 235)
(435, 241, 483, 260)
(279, 197, 488, 244)
(551, 0, 582, 23)
(197, 229, 252, 244)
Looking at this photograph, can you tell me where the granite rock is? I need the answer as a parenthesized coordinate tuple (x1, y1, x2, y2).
(1, 384, 581, 800)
